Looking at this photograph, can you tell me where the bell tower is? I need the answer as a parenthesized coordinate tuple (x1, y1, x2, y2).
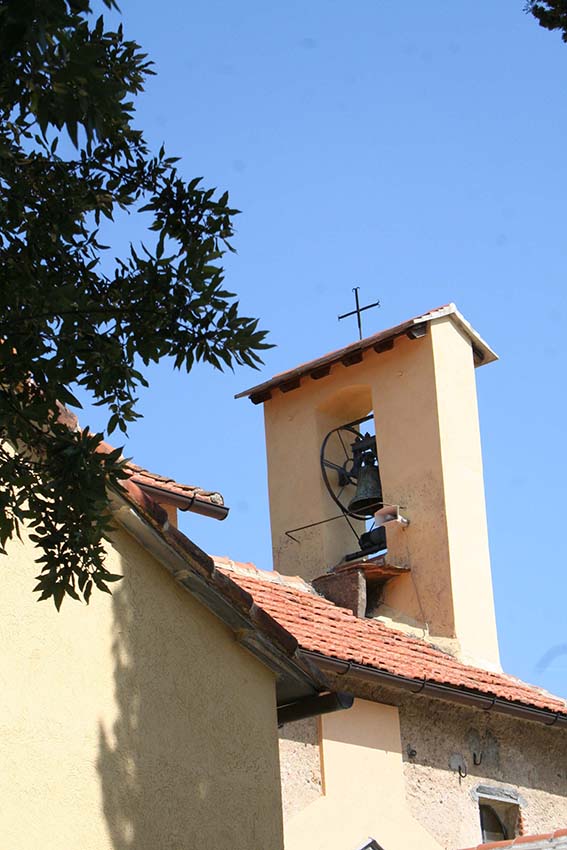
(237, 305, 501, 670)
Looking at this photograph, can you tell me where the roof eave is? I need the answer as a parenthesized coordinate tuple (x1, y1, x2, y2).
(134, 481, 229, 521)
(236, 303, 498, 404)
(460, 829, 567, 850)
(109, 489, 320, 705)
(434, 303, 498, 366)
(299, 650, 567, 729)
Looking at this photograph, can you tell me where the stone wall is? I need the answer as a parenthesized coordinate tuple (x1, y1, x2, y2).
(399, 695, 567, 849)
(279, 674, 567, 850)
(278, 717, 323, 820)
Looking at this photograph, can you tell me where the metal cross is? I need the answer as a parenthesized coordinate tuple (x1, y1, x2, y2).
(338, 287, 381, 341)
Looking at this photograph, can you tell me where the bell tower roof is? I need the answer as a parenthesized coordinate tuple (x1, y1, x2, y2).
(236, 303, 498, 405)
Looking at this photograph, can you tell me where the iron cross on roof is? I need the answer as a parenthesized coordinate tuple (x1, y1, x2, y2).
(338, 287, 381, 341)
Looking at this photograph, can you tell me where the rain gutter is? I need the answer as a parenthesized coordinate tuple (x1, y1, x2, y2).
(299, 651, 567, 729)
(136, 483, 229, 521)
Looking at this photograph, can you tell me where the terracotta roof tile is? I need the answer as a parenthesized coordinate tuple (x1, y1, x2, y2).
(110, 469, 567, 722)
(93, 440, 224, 508)
(128, 463, 225, 507)
(218, 562, 567, 717)
(211, 556, 314, 591)
(461, 827, 567, 848)
(236, 303, 498, 403)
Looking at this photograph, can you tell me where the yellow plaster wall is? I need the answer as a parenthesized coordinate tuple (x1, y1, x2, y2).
(429, 318, 499, 668)
(283, 699, 443, 850)
(0, 526, 284, 850)
(263, 317, 499, 668)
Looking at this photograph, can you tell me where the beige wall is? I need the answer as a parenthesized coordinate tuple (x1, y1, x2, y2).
(263, 316, 499, 669)
(0, 526, 284, 850)
(427, 318, 499, 668)
(282, 699, 443, 850)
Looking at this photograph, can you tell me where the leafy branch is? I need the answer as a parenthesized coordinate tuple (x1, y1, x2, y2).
(0, 0, 272, 607)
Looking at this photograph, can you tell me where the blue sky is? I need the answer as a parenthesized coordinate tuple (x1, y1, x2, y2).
(82, 1, 567, 696)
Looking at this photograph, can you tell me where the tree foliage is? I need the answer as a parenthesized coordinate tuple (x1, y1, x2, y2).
(0, 0, 270, 607)
(527, 1, 567, 41)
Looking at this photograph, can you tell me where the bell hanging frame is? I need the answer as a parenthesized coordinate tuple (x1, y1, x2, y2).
(320, 413, 382, 521)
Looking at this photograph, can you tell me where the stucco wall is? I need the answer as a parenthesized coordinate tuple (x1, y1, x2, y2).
(398, 694, 567, 850)
(263, 318, 499, 670)
(0, 526, 284, 850)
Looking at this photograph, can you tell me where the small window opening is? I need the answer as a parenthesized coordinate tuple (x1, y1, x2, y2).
(480, 804, 507, 842)
(479, 800, 520, 843)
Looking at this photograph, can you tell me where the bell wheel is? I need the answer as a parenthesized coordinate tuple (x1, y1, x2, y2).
(320, 418, 379, 520)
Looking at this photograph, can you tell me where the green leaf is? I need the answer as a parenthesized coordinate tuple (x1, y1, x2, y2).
(58, 386, 83, 409)
(0, 0, 271, 609)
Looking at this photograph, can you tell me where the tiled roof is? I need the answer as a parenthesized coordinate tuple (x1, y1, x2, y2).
(211, 556, 314, 592)
(108, 468, 567, 722)
(93, 439, 225, 508)
(236, 304, 498, 404)
(95, 432, 567, 721)
(461, 827, 567, 849)
(127, 463, 225, 507)
(216, 560, 567, 718)
(55, 408, 224, 508)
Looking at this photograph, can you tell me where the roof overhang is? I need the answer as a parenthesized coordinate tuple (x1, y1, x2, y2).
(109, 487, 321, 707)
(301, 651, 567, 729)
(134, 482, 229, 521)
(110, 481, 567, 729)
(237, 304, 498, 405)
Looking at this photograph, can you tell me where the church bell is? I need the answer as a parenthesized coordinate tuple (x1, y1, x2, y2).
(348, 463, 383, 517)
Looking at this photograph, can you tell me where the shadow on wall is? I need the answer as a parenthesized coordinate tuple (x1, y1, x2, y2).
(94, 530, 281, 850)
(96, 554, 187, 850)
(95, 537, 219, 850)
(97, 578, 146, 850)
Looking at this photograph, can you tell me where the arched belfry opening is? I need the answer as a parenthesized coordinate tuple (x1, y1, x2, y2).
(316, 386, 389, 563)
(237, 305, 502, 670)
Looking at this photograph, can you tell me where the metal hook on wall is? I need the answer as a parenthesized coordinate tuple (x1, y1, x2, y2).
(449, 753, 468, 780)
